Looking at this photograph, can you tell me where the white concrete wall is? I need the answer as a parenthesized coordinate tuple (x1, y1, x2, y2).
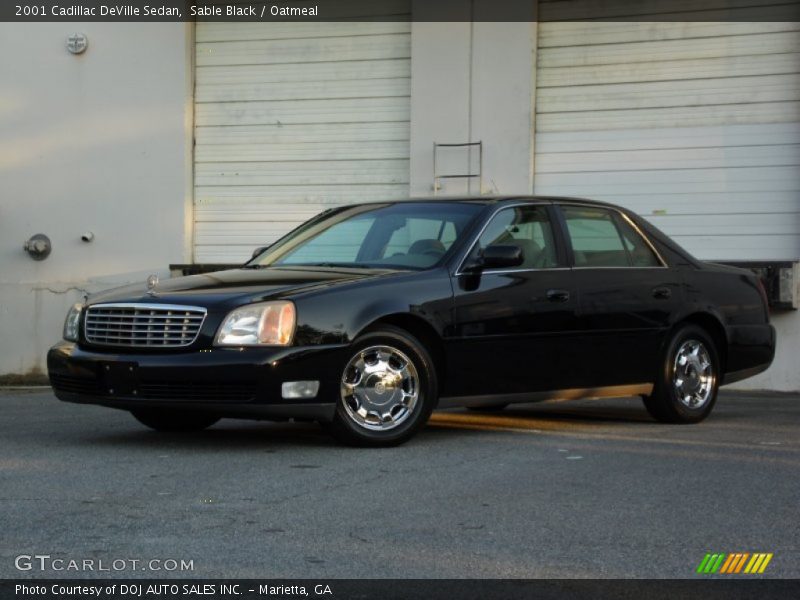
(0, 23, 193, 378)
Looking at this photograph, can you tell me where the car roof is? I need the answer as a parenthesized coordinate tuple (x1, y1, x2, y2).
(343, 195, 627, 212)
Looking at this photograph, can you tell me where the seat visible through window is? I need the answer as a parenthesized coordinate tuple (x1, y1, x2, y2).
(473, 205, 559, 269)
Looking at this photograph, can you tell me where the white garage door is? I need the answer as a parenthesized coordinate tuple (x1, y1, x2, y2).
(193, 4, 411, 262)
(534, 5, 800, 261)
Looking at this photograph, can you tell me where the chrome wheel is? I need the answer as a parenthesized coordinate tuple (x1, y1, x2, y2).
(340, 345, 420, 432)
(673, 339, 715, 409)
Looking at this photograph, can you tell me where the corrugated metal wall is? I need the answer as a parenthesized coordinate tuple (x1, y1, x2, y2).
(534, 6, 800, 261)
(193, 2, 411, 262)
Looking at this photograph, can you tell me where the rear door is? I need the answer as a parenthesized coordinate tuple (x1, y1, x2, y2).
(556, 204, 683, 387)
(446, 203, 579, 397)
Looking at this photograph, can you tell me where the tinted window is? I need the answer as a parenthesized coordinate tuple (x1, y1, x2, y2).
(474, 205, 559, 269)
(563, 207, 628, 267)
(384, 217, 456, 258)
(254, 202, 483, 270)
(617, 216, 661, 267)
(278, 218, 374, 264)
(563, 206, 662, 268)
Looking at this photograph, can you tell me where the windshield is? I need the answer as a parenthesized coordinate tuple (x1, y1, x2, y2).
(249, 202, 484, 270)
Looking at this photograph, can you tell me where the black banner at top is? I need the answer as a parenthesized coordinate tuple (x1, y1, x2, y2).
(3, 0, 800, 22)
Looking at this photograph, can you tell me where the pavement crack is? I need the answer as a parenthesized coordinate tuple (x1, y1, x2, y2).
(348, 531, 370, 544)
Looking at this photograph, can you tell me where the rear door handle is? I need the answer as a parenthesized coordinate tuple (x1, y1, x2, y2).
(546, 289, 570, 302)
(652, 286, 672, 299)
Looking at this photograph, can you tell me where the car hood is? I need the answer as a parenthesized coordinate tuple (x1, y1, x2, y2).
(86, 266, 398, 309)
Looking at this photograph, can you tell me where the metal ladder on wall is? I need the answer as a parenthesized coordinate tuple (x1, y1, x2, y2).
(433, 141, 482, 196)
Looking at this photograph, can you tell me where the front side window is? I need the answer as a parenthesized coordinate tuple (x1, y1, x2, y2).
(472, 205, 560, 269)
(251, 202, 483, 270)
(562, 206, 661, 267)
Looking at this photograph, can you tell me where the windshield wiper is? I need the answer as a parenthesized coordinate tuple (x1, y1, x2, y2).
(304, 262, 375, 269)
(241, 264, 267, 269)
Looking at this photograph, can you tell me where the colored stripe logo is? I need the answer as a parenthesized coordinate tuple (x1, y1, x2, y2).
(696, 553, 773, 574)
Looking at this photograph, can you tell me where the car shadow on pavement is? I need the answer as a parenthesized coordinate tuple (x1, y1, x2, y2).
(448, 397, 655, 423)
(76, 398, 660, 450)
(424, 398, 674, 439)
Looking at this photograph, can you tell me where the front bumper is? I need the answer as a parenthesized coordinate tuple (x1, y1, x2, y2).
(47, 341, 347, 421)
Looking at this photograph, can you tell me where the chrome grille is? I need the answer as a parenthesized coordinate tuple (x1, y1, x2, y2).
(84, 303, 207, 348)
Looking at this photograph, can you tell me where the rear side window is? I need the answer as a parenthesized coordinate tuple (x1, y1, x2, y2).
(562, 206, 661, 268)
(616, 216, 661, 267)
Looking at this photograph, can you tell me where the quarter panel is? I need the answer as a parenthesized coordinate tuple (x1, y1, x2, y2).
(679, 264, 775, 378)
(681, 266, 769, 327)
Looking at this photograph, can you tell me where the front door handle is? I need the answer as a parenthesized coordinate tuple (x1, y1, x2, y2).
(652, 286, 672, 299)
(546, 289, 570, 302)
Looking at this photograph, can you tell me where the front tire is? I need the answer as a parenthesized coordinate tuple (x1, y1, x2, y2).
(643, 324, 720, 424)
(131, 409, 220, 432)
(324, 326, 438, 447)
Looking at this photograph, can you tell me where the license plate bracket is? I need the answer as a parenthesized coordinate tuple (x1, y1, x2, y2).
(100, 362, 138, 396)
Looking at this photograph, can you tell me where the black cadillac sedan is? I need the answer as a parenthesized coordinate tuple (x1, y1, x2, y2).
(48, 197, 775, 446)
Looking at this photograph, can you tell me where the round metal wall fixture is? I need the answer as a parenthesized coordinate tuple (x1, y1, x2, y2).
(23, 234, 52, 261)
(66, 33, 88, 55)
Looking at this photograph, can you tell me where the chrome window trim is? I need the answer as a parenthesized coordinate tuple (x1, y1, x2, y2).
(454, 200, 669, 276)
(571, 266, 667, 270)
(473, 266, 666, 275)
(471, 267, 571, 275)
(616, 211, 668, 268)
(84, 303, 208, 348)
(454, 201, 556, 276)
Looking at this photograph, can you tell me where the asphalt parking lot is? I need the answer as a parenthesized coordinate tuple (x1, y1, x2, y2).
(0, 388, 797, 579)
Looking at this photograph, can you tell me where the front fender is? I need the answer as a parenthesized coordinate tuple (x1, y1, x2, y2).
(291, 269, 454, 345)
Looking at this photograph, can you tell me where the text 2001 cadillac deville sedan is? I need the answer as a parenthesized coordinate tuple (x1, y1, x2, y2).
(48, 197, 775, 446)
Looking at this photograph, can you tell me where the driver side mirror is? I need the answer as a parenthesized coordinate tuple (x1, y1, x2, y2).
(479, 244, 524, 269)
(252, 245, 270, 259)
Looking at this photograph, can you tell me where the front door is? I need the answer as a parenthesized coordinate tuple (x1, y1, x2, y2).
(446, 204, 578, 398)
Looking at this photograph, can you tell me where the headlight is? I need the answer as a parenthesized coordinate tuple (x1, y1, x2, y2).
(215, 301, 296, 346)
(63, 303, 83, 342)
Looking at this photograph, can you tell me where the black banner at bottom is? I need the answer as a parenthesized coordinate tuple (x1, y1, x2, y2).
(3, 579, 800, 600)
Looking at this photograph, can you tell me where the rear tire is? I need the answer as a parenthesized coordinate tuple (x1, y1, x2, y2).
(324, 325, 437, 447)
(643, 324, 720, 424)
(132, 409, 220, 432)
